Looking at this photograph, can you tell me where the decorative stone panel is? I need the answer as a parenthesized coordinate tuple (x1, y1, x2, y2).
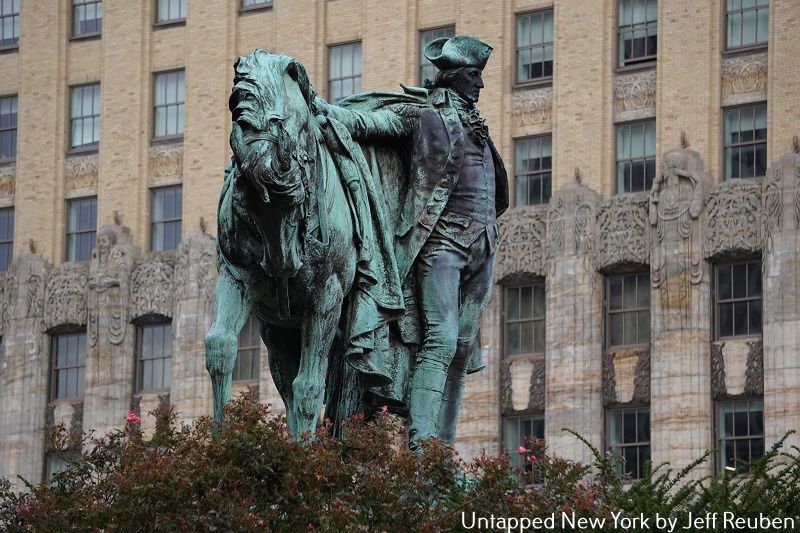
(721, 54, 767, 106)
(528, 359, 545, 411)
(0, 165, 15, 202)
(711, 342, 726, 398)
(703, 179, 762, 260)
(595, 193, 649, 271)
(42, 263, 89, 331)
(744, 339, 763, 396)
(511, 87, 552, 128)
(130, 253, 175, 320)
(500, 357, 544, 413)
(494, 207, 547, 281)
(603, 348, 650, 406)
(174, 231, 216, 303)
(613, 70, 656, 121)
(65, 154, 99, 193)
(88, 225, 136, 346)
(0, 265, 18, 335)
(149, 144, 184, 184)
(710, 338, 762, 399)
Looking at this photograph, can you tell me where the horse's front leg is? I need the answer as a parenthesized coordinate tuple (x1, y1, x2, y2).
(292, 275, 343, 438)
(205, 268, 251, 421)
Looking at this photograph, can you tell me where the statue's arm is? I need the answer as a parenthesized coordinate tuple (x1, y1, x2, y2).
(317, 99, 417, 141)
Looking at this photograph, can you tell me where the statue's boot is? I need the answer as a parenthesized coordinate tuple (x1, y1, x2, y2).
(407, 368, 447, 453)
(436, 342, 471, 444)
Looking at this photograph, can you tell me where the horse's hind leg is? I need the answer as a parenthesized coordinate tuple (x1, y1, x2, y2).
(205, 268, 251, 421)
(261, 323, 301, 435)
(292, 276, 343, 437)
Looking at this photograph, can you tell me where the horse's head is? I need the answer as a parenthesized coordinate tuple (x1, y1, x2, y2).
(227, 50, 318, 278)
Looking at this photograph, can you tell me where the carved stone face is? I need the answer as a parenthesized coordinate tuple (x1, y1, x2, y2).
(452, 67, 484, 103)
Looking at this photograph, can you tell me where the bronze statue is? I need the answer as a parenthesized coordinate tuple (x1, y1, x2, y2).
(207, 36, 507, 449)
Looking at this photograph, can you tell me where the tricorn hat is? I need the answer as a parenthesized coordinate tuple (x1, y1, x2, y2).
(423, 35, 493, 71)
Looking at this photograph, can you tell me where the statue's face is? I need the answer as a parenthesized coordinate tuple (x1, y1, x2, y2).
(452, 67, 484, 103)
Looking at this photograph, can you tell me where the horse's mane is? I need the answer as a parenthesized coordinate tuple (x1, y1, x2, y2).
(231, 49, 317, 115)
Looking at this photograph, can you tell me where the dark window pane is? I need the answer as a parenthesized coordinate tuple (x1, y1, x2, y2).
(623, 411, 636, 443)
(609, 276, 623, 310)
(733, 264, 748, 298)
(719, 303, 733, 337)
(624, 312, 638, 345)
(533, 320, 545, 354)
(610, 313, 624, 346)
(506, 288, 519, 320)
(733, 409, 749, 437)
(733, 302, 748, 335)
(749, 300, 762, 334)
(718, 266, 732, 300)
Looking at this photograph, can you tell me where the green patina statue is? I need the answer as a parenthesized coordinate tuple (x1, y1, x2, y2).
(206, 36, 507, 450)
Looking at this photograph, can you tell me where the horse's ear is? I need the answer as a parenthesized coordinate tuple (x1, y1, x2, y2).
(286, 60, 315, 108)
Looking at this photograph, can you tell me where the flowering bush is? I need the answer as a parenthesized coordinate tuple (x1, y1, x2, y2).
(1, 394, 799, 531)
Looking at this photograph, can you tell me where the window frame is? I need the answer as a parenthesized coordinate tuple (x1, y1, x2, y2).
(714, 260, 762, 339)
(513, 135, 552, 207)
(233, 316, 262, 383)
(153, 0, 187, 27)
(722, 102, 767, 181)
(149, 184, 182, 252)
(134, 321, 174, 393)
(327, 41, 362, 103)
(49, 331, 87, 401)
(715, 397, 765, 474)
(616, 0, 658, 70)
(605, 405, 651, 480)
(239, 0, 272, 13)
(0, 94, 17, 161)
(68, 83, 101, 153)
(502, 413, 545, 470)
(65, 196, 98, 263)
(0, 207, 12, 272)
(724, 0, 769, 53)
(503, 279, 547, 359)
(514, 8, 555, 87)
(71, 0, 103, 40)
(418, 25, 456, 86)
(614, 119, 657, 195)
(151, 69, 185, 143)
(605, 271, 651, 349)
(0, 0, 20, 51)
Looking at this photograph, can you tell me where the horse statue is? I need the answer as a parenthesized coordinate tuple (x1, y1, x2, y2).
(205, 50, 404, 437)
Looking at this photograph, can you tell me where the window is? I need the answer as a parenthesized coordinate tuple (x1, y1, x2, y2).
(70, 84, 101, 150)
(66, 197, 97, 262)
(150, 185, 182, 251)
(514, 136, 552, 206)
(419, 26, 455, 85)
(505, 282, 546, 357)
(516, 10, 554, 84)
(607, 406, 650, 479)
(0, 0, 19, 48)
(46, 453, 69, 483)
(51, 332, 86, 400)
(241, 0, 271, 10)
(156, 0, 186, 23)
(234, 316, 262, 382)
(503, 414, 544, 469)
(718, 398, 764, 473)
(617, 0, 657, 67)
(0, 207, 13, 271)
(616, 121, 656, 193)
(724, 103, 767, 180)
(153, 70, 185, 139)
(72, 0, 102, 38)
(726, 0, 768, 50)
(716, 261, 762, 338)
(606, 272, 650, 347)
(136, 322, 173, 392)
(0, 95, 17, 160)
(328, 42, 361, 102)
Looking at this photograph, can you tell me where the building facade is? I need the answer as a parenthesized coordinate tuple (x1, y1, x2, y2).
(1, 0, 799, 486)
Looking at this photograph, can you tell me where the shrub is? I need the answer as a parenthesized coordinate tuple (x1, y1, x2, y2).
(1, 394, 799, 531)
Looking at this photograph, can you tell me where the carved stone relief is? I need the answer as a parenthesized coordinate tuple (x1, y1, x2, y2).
(494, 207, 547, 281)
(88, 225, 135, 346)
(500, 361, 512, 412)
(546, 197, 564, 257)
(174, 231, 217, 303)
(0, 165, 15, 200)
(703, 180, 762, 260)
(26, 264, 44, 319)
(721, 54, 767, 105)
(632, 349, 651, 404)
(595, 193, 649, 270)
(149, 144, 184, 183)
(0, 265, 18, 334)
(574, 195, 594, 255)
(528, 359, 545, 411)
(614, 70, 656, 121)
(710, 342, 726, 399)
(65, 154, 99, 192)
(42, 263, 89, 332)
(744, 339, 763, 396)
(762, 169, 782, 254)
(511, 87, 552, 127)
(130, 253, 175, 320)
(602, 352, 617, 405)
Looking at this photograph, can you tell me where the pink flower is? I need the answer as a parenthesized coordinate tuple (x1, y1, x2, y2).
(517, 446, 528, 454)
(125, 411, 141, 424)
(531, 455, 539, 463)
